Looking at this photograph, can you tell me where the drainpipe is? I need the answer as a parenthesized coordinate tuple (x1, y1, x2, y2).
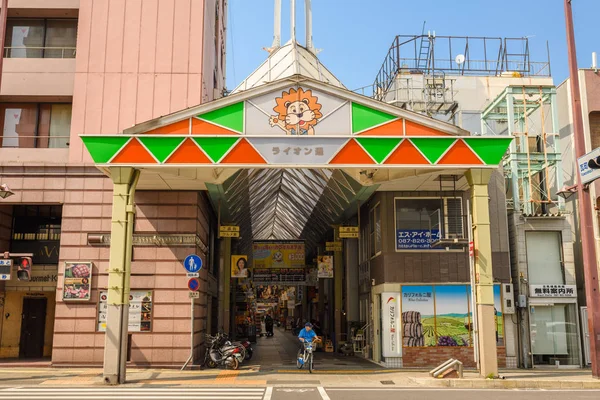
(305, 0, 314, 54)
(0, 0, 9, 93)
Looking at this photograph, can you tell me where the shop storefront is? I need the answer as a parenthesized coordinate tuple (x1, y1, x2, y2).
(525, 231, 582, 367)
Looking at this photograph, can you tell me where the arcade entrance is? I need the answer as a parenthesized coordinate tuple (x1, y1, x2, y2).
(79, 58, 511, 381)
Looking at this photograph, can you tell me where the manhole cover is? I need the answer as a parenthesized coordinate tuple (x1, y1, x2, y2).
(381, 380, 395, 385)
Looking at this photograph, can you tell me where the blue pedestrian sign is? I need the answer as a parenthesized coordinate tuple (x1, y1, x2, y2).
(183, 254, 202, 273)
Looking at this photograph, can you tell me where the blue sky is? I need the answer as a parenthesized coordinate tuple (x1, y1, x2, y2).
(226, 0, 599, 91)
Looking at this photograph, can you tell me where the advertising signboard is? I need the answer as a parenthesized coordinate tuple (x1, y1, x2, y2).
(578, 147, 600, 185)
(382, 292, 402, 357)
(396, 230, 441, 250)
(252, 241, 305, 269)
(317, 255, 333, 278)
(98, 291, 153, 332)
(62, 262, 92, 301)
(231, 255, 249, 278)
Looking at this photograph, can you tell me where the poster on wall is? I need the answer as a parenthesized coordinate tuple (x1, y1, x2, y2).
(317, 256, 333, 278)
(98, 291, 153, 332)
(382, 292, 402, 357)
(62, 262, 92, 301)
(253, 241, 305, 269)
(434, 285, 470, 346)
(231, 255, 249, 278)
(396, 230, 441, 250)
(401, 285, 435, 346)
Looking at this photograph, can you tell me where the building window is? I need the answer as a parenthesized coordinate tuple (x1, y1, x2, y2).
(11, 205, 62, 265)
(394, 197, 463, 250)
(5, 18, 77, 58)
(1, 103, 71, 148)
(525, 231, 564, 285)
(369, 204, 381, 257)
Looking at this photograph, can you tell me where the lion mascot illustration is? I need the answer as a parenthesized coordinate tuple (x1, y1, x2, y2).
(269, 88, 323, 135)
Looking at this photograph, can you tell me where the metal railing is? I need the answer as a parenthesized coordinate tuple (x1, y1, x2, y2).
(3, 46, 77, 59)
(1, 134, 70, 149)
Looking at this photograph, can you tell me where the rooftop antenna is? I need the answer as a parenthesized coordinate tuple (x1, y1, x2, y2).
(306, 0, 315, 54)
(290, 0, 296, 43)
(272, 0, 281, 48)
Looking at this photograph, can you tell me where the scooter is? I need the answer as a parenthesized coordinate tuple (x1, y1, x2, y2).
(222, 333, 253, 360)
(203, 334, 244, 370)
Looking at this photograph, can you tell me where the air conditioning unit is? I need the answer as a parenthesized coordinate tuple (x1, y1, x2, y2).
(502, 283, 515, 314)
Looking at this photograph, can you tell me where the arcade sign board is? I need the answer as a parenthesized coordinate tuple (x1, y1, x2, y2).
(339, 226, 359, 238)
(219, 225, 240, 238)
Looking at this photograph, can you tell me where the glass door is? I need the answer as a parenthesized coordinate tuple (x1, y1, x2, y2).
(529, 303, 580, 366)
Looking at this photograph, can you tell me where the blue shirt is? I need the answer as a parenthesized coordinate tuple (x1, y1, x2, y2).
(298, 327, 317, 342)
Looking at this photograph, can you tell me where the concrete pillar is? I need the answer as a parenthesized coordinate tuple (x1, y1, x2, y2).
(334, 228, 343, 348)
(218, 237, 232, 333)
(466, 169, 499, 378)
(103, 167, 139, 385)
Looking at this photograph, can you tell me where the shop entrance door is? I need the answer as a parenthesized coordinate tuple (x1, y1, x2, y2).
(19, 297, 47, 358)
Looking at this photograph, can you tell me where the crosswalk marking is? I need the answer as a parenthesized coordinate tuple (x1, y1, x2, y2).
(0, 387, 267, 399)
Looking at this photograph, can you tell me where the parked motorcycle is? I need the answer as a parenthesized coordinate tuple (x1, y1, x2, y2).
(202, 334, 244, 370)
(221, 333, 253, 360)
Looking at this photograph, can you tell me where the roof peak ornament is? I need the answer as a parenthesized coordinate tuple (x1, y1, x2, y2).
(271, 0, 315, 55)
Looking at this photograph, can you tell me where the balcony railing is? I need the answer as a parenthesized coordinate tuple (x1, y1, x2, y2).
(1, 134, 70, 149)
(3, 46, 77, 59)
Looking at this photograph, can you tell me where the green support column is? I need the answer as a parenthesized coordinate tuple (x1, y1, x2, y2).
(466, 169, 498, 378)
(334, 227, 343, 349)
(103, 167, 139, 385)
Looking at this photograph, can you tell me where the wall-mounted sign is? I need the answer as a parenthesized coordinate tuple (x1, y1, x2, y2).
(220, 225, 240, 238)
(529, 284, 576, 298)
(253, 241, 305, 269)
(339, 226, 359, 238)
(317, 255, 333, 278)
(325, 242, 342, 252)
(0, 259, 12, 280)
(5, 267, 58, 288)
(62, 262, 92, 301)
(382, 292, 402, 357)
(98, 291, 153, 332)
(231, 255, 249, 278)
(396, 229, 441, 250)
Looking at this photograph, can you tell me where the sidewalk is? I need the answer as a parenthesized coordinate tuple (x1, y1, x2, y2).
(0, 366, 598, 389)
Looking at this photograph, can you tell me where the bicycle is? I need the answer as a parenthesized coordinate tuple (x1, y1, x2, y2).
(296, 338, 320, 373)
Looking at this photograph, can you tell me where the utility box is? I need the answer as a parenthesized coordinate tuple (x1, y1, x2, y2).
(502, 283, 515, 314)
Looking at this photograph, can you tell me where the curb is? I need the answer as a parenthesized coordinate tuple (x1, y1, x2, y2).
(409, 377, 600, 389)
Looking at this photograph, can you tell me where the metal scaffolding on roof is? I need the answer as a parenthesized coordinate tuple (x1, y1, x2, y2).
(481, 85, 564, 215)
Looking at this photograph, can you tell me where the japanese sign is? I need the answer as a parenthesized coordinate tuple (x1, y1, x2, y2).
(382, 292, 402, 357)
(249, 138, 348, 164)
(529, 284, 576, 298)
(231, 255, 249, 278)
(325, 241, 342, 252)
(577, 147, 600, 185)
(62, 262, 92, 301)
(339, 226, 359, 238)
(317, 255, 333, 278)
(0, 259, 11, 280)
(220, 225, 240, 238)
(98, 291, 153, 332)
(253, 268, 305, 283)
(253, 241, 305, 269)
(396, 229, 441, 250)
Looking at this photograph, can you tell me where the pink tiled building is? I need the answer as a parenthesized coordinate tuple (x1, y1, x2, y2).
(0, 0, 226, 366)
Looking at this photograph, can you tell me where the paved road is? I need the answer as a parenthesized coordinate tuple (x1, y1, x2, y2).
(1, 387, 600, 400)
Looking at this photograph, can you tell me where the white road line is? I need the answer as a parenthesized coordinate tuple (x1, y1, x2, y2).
(317, 386, 331, 400)
(263, 386, 273, 400)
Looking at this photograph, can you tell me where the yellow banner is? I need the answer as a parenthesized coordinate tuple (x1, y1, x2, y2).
(252, 241, 305, 269)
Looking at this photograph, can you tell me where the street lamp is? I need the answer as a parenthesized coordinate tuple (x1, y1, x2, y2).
(0, 184, 14, 199)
